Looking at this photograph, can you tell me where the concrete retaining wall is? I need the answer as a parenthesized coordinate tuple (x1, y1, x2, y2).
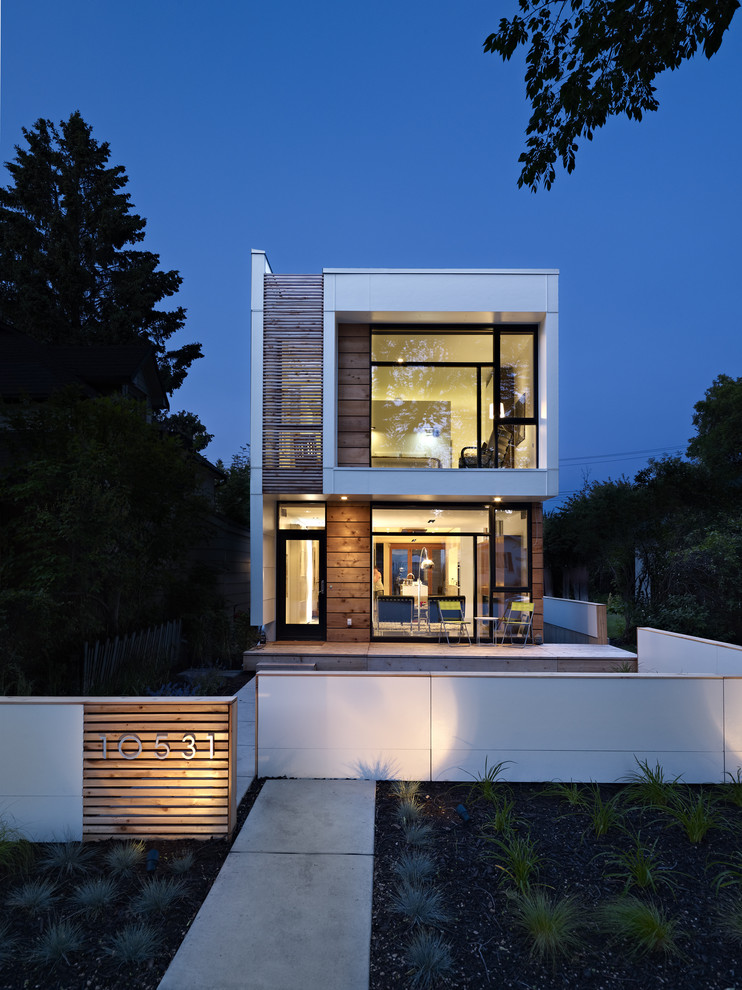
(543, 597, 607, 644)
(0, 701, 83, 841)
(638, 627, 742, 675)
(257, 670, 741, 783)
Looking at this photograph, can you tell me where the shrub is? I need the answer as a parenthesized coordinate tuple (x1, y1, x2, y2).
(603, 832, 681, 894)
(6, 877, 59, 912)
(107, 922, 160, 965)
(718, 768, 742, 807)
(30, 919, 85, 965)
(396, 799, 423, 826)
(482, 792, 519, 835)
(622, 758, 682, 808)
(0, 921, 19, 962)
(662, 787, 723, 843)
(391, 880, 448, 927)
(465, 757, 511, 805)
(130, 877, 189, 915)
(393, 851, 436, 886)
(484, 831, 543, 894)
(0, 819, 35, 876)
(39, 839, 95, 876)
(600, 896, 683, 957)
(168, 850, 196, 875)
(404, 822, 434, 847)
(103, 840, 145, 877)
(71, 877, 119, 917)
(391, 780, 422, 802)
(584, 785, 624, 838)
(719, 897, 742, 944)
(540, 782, 587, 808)
(510, 890, 584, 964)
(405, 929, 454, 988)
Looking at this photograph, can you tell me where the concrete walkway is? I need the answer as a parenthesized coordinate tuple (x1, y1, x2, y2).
(158, 681, 376, 990)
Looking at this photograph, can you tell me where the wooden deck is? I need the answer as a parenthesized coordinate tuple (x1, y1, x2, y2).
(243, 641, 637, 673)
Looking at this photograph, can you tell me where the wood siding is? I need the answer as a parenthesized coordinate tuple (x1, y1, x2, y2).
(82, 699, 236, 840)
(326, 502, 371, 642)
(532, 502, 544, 642)
(337, 324, 370, 466)
(263, 274, 323, 492)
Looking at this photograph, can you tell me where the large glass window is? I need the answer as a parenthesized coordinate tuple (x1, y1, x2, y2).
(372, 505, 530, 640)
(371, 327, 537, 469)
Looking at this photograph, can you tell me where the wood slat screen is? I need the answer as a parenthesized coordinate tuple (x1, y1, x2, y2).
(263, 274, 324, 492)
(82, 699, 237, 840)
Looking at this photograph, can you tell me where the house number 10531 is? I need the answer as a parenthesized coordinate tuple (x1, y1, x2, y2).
(96, 732, 216, 761)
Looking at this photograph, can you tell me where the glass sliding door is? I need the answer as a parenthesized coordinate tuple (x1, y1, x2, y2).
(277, 533, 326, 639)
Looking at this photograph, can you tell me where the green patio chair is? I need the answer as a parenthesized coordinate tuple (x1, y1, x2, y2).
(496, 601, 534, 647)
(437, 599, 472, 646)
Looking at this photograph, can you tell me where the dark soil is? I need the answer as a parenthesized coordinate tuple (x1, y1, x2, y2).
(370, 780, 742, 990)
(0, 777, 264, 990)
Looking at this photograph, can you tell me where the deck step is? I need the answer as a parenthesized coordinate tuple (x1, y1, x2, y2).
(256, 660, 317, 672)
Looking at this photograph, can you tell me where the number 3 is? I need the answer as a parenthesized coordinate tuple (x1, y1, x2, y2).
(181, 734, 196, 760)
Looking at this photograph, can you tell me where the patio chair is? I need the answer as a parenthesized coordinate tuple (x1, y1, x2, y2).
(376, 596, 414, 635)
(496, 601, 534, 647)
(437, 599, 472, 646)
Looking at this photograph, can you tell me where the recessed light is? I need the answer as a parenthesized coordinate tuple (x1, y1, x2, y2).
(493, 497, 502, 503)
(340, 496, 348, 501)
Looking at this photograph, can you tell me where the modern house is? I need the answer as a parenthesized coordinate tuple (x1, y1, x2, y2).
(249, 252, 558, 644)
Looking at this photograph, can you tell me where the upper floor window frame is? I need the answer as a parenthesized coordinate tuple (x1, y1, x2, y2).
(369, 323, 539, 470)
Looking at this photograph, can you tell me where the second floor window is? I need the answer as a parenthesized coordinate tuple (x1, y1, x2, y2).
(370, 326, 537, 469)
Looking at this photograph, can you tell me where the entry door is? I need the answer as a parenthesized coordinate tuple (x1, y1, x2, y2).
(277, 533, 326, 639)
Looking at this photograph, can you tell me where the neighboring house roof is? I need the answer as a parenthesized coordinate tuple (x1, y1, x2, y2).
(0, 321, 169, 411)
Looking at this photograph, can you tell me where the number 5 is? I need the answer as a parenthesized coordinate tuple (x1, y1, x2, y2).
(154, 733, 170, 759)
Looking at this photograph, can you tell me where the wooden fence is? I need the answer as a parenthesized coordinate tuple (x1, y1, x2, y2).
(83, 620, 182, 693)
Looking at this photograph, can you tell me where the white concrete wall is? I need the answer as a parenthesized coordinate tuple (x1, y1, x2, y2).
(0, 702, 84, 841)
(257, 671, 742, 784)
(638, 627, 742, 675)
(544, 597, 602, 638)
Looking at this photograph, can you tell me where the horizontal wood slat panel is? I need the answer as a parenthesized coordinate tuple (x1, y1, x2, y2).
(338, 448, 370, 465)
(327, 537, 371, 553)
(337, 336, 370, 353)
(82, 700, 236, 840)
(338, 400, 371, 416)
(338, 417, 370, 432)
(263, 274, 323, 492)
(326, 504, 371, 522)
(338, 385, 371, 400)
(327, 567, 372, 583)
(326, 503, 371, 642)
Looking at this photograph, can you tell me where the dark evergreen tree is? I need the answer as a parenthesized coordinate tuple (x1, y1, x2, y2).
(0, 111, 202, 392)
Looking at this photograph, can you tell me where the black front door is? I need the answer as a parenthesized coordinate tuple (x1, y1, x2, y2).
(277, 533, 326, 639)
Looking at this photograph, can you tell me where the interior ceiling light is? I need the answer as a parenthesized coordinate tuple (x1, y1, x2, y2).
(340, 495, 348, 501)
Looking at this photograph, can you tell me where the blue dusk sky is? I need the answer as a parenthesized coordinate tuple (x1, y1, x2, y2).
(2, 1, 740, 504)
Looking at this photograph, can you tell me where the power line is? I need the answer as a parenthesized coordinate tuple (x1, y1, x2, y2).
(559, 443, 687, 467)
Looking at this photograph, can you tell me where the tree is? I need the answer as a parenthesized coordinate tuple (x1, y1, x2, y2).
(215, 445, 251, 527)
(484, 0, 740, 190)
(0, 390, 211, 690)
(0, 111, 202, 392)
(687, 374, 742, 484)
